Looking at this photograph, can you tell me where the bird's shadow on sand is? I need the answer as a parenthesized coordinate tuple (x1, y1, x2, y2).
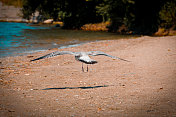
(42, 85, 110, 90)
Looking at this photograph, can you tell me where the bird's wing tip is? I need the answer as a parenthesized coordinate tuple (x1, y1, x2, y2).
(30, 59, 36, 62)
(121, 59, 131, 62)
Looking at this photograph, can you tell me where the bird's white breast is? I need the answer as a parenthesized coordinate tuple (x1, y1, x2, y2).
(76, 53, 97, 64)
(79, 55, 92, 62)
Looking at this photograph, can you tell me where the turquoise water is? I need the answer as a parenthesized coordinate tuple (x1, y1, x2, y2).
(0, 22, 48, 57)
(0, 22, 135, 58)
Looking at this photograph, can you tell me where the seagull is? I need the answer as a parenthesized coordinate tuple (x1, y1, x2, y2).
(30, 51, 130, 72)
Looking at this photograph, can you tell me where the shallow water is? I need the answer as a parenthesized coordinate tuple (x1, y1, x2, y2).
(0, 22, 135, 57)
(0, 22, 49, 57)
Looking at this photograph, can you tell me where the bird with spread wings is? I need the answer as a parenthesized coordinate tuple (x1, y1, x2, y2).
(31, 51, 130, 72)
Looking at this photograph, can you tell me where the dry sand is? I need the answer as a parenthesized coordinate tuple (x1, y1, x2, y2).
(0, 36, 176, 117)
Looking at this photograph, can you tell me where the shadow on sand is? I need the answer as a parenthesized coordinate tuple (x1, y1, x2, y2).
(42, 85, 110, 90)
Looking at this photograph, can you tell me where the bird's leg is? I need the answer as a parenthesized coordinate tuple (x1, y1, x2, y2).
(87, 65, 88, 72)
(82, 63, 84, 72)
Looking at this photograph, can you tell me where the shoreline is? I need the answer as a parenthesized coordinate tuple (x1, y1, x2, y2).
(2, 20, 176, 36)
(0, 42, 88, 59)
(0, 21, 139, 59)
(0, 36, 176, 116)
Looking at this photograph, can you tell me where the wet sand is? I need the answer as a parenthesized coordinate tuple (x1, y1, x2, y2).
(0, 36, 176, 116)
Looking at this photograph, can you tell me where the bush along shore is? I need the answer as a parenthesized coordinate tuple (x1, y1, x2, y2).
(80, 22, 176, 36)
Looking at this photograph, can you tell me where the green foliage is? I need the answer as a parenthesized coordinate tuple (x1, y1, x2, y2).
(60, 0, 101, 29)
(21, 0, 41, 20)
(21, 0, 101, 29)
(101, 0, 135, 32)
(130, 0, 163, 34)
(21, 0, 176, 34)
(96, 0, 110, 22)
(159, 0, 176, 29)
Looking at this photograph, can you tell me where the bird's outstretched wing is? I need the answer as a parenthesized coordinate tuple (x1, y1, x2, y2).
(30, 51, 75, 61)
(88, 51, 130, 62)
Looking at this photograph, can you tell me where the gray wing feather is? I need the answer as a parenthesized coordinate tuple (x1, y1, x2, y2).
(30, 51, 75, 61)
(88, 51, 130, 62)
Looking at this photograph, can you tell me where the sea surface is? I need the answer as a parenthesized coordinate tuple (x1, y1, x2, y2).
(0, 22, 134, 58)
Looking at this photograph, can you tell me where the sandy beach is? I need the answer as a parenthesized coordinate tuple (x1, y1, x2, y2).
(0, 36, 176, 116)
